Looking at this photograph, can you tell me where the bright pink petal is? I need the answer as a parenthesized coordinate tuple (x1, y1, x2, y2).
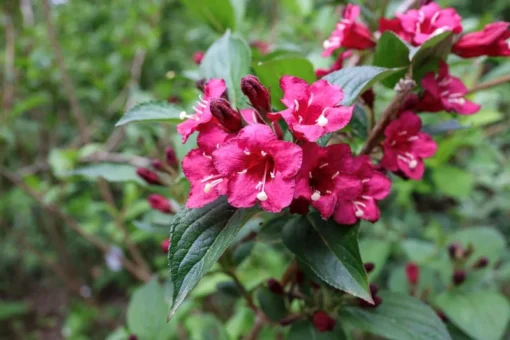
(455, 99, 481, 115)
(236, 124, 277, 150)
(413, 133, 437, 158)
(333, 201, 358, 225)
(177, 118, 201, 143)
(324, 106, 354, 133)
(182, 149, 213, 181)
(204, 78, 227, 98)
(262, 176, 296, 213)
(240, 108, 263, 125)
(226, 173, 259, 208)
(212, 141, 247, 175)
(325, 143, 353, 171)
(399, 111, 422, 135)
(280, 76, 309, 108)
(421, 73, 440, 97)
(335, 174, 363, 200)
(359, 198, 381, 222)
(344, 4, 361, 21)
(308, 80, 344, 108)
(312, 193, 338, 219)
(365, 172, 391, 200)
(267, 140, 303, 179)
(197, 122, 233, 154)
(292, 123, 325, 142)
(398, 157, 425, 180)
(381, 146, 399, 172)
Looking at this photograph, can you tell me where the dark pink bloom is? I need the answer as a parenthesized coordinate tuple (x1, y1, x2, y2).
(177, 78, 227, 142)
(378, 17, 413, 42)
(160, 238, 171, 254)
(453, 22, 510, 58)
(209, 98, 243, 132)
(241, 75, 272, 116)
(322, 4, 375, 56)
(212, 124, 302, 213)
(193, 51, 204, 65)
(396, 2, 462, 46)
(136, 168, 162, 186)
(405, 262, 420, 285)
(294, 143, 360, 220)
(272, 76, 353, 142)
(148, 194, 173, 214)
(315, 51, 352, 78)
(165, 147, 179, 168)
(334, 156, 391, 225)
(312, 311, 336, 332)
(182, 148, 227, 208)
(418, 61, 480, 115)
(381, 111, 437, 180)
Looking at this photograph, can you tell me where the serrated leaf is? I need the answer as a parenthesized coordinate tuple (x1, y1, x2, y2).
(168, 197, 254, 319)
(180, 0, 236, 33)
(256, 287, 287, 321)
(374, 31, 411, 88)
(435, 290, 510, 340)
(324, 66, 403, 105)
(200, 31, 251, 108)
(65, 164, 144, 184)
(287, 320, 347, 340)
(281, 213, 371, 302)
(341, 291, 451, 340)
(115, 101, 183, 127)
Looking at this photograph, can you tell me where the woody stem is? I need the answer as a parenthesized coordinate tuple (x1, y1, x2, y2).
(467, 74, 510, 95)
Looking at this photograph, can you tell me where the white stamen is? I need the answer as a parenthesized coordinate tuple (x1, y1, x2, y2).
(298, 116, 303, 124)
(237, 169, 247, 175)
(409, 159, 418, 169)
(202, 153, 212, 160)
(317, 108, 328, 127)
(257, 191, 268, 201)
(261, 151, 267, 156)
(440, 90, 450, 97)
(361, 195, 371, 200)
(294, 99, 300, 112)
(270, 171, 275, 179)
(398, 130, 407, 136)
(198, 102, 207, 108)
(309, 172, 313, 179)
(326, 190, 332, 194)
(431, 12, 440, 24)
(408, 136, 418, 141)
(355, 210, 364, 217)
(201, 175, 214, 183)
(252, 111, 258, 123)
(331, 171, 339, 179)
(319, 163, 329, 169)
(203, 178, 223, 193)
(180, 111, 188, 120)
(311, 191, 321, 201)
(307, 94, 314, 108)
(361, 179, 370, 183)
(244, 149, 251, 155)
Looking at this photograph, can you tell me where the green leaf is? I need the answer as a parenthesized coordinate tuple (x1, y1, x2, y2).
(324, 66, 403, 105)
(281, 213, 371, 302)
(0, 301, 29, 321)
(65, 164, 144, 184)
(256, 287, 287, 321)
(168, 197, 254, 319)
(359, 238, 391, 280)
(435, 290, 510, 340)
(341, 291, 451, 340)
(422, 120, 465, 135)
(184, 313, 229, 340)
(350, 105, 369, 139)
(127, 279, 171, 339)
(316, 133, 332, 147)
(180, 0, 236, 33)
(200, 31, 251, 108)
(115, 101, 183, 127)
(432, 166, 474, 199)
(374, 31, 411, 88)
(253, 57, 316, 110)
(282, 0, 314, 16)
(287, 320, 347, 340)
(411, 31, 453, 67)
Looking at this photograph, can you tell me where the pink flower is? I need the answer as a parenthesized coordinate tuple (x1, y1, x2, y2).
(212, 124, 302, 213)
(136, 167, 162, 186)
(177, 78, 227, 143)
(334, 156, 391, 225)
(381, 111, 437, 180)
(193, 51, 204, 65)
(322, 4, 375, 57)
(294, 143, 360, 220)
(148, 194, 173, 214)
(418, 61, 480, 115)
(182, 148, 227, 208)
(453, 22, 510, 58)
(406, 262, 420, 285)
(313, 311, 336, 332)
(272, 76, 353, 142)
(315, 51, 352, 78)
(381, 2, 462, 46)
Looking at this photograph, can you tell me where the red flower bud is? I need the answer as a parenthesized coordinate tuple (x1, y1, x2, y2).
(436, 310, 448, 322)
(209, 98, 243, 131)
(241, 75, 272, 115)
(151, 159, 164, 171)
(310, 280, 320, 290)
(295, 270, 304, 285)
(251, 40, 270, 55)
(369, 283, 378, 296)
(167, 96, 181, 104)
(267, 278, 284, 295)
(148, 194, 173, 214)
(361, 89, 375, 110)
(136, 168, 162, 186)
(165, 147, 179, 168)
(448, 243, 463, 260)
(452, 270, 466, 286)
(160, 238, 171, 254)
(473, 256, 489, 269)
(405, 262, 420, 285)
(196, 79, 206, 92)
(364, 262, 375, 274)
(312, 311, 336, 332)
(193, 51, 204, 65)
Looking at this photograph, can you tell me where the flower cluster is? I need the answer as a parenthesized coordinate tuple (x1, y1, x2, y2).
(177, 75, 391, 224)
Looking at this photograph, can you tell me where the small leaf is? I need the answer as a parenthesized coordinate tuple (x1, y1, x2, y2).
(411, 31, 453, 67)
(200, 31, 251, 108)
(287, 320, 347, 340)
(374, 31, 411, 88)
(316, 133, 332, 147)
(435, 290, 510, 340)
(253, 57, 316, 110)
(281, 213, 371, 302)
(180, 0, 236, 33)
(0, 301, 29, 321)
(115, 101, 183, 127)
(359, 238, 391, 280)
(432, 166, 474, 199)
(341, 291, 451, 340)
(324, 66, 403, 105)
(65, 164, 144, 184)
(256, 287, 287, 321)
(168, 197, 254, 319)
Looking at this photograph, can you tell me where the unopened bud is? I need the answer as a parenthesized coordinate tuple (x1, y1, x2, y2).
(152, 159, 164, 171)
(361, 89, 375, 110)
(148, 194, 173, 214)
(136, 168, 162, 186)
(241, 75, 272, 115)
(209, 98, 243, 131)
(312, 311, 335, 332)
(165, 147, 179, 168)
(267, 278, 284, 295)
(193, 51, 204, 65)
(452, 270, 466, 286)
(473, 256, 489, 269)
(128, 335, 138, 340)
(405, 262, 420, 285)
(364, 262, 375, 273)
(448, 243, 464, 260)
(369, 283, 378, 296)
(160, 238, 171, 254)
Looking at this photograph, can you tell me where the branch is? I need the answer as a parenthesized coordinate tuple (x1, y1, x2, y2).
(245, 312, 267, 340)
(2, 8, 16, 114)
(224, 269, 257, 311)
(360, 78, 416, 155)
(41, 0, 90, 144)
(467, 74, 510, 95)
(280, 260, 297, 287)
(81, 150, 151, 168)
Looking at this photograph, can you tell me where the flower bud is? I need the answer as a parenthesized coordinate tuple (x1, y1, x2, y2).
(361, 89, 375, 110)
(128, 335, 138, 340)
(196, 78, 206, 92)
(452, 270, 466, 286)
(151, 159, 164, 171)
(148, 194, 173, 214)
(312, 311, 335, 332)
(161, 238, 171, 254)
(369, 283, 378, 296)
(405, 262, 420, 285)
(209, 98, 243, 131)
(448, 243, 463, 260)
(193, 51, 204, 65)
(136, 168, 162, 186)
(165, 147, 179, 168)
(473, 256, 489, 269)
(267, 278, 284, 295)
(241, 75, 272, 115)
(364, 262, 375, 274)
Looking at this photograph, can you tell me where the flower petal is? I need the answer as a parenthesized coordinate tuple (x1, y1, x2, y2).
(333, 200, 358, 225)
(262, 176, 296, 213)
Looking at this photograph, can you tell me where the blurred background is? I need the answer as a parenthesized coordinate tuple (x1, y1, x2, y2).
(1, 0, 509, 339)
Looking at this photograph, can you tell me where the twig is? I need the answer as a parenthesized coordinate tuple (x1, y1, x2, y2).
(360, 78, 416, 155)
(280, 260, 297, 287)
(467, 74, 510, 95)
(2, 8, 15, 114)
(0, 168, 152, 282)
(81, 151, 151, 168)
(245, 312, 267, 340)
(225, 269, 257, 311)
(41, 0, 90, 144)
(20, 0, 35, 26)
